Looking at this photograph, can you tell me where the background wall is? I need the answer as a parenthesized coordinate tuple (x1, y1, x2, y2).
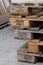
(2, 0, 10, 8)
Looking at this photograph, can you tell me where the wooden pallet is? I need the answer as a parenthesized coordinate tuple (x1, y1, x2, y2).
(17, 43, 37, 63)
(10, 4, 43, 15)
(10, 15, 35, 28)
(10, 16, 43, 31)
(14, 30, 32, 40)
(10, 4, 28, 15)
(10, 8, 43, 29)
(17, 43, 43, 63)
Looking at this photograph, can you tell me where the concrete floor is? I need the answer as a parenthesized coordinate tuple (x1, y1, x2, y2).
(0, 26, 43, 65)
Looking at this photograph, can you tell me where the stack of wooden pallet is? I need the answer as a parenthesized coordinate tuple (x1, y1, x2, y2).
(17, 39, 43, 63)
(10, 3, 43, 63)
(10, 4, 43, 39)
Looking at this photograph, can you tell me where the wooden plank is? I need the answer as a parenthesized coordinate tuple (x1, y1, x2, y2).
(17, 54, 37, 63)
(11, 2, 43, 8)
(28, 39, 40, 53)
(10, 15, 43, 29)
(26, 15, 37, 19)
(10, 18, 30, 28)
(10, 15, 21, 18)
(36, 11, 43, 17)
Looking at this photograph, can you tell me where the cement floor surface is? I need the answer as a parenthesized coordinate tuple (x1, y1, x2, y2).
(0, 26, 43, 65)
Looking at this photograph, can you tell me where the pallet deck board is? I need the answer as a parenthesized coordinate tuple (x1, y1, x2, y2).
(11, 3, 43, 8)
(16, 29, 43, 34)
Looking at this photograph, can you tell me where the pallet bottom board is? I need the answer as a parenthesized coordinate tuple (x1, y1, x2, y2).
(18, 54, 43, 63)
(17, 54, 37, 63)
(15, 37, 30, 40)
